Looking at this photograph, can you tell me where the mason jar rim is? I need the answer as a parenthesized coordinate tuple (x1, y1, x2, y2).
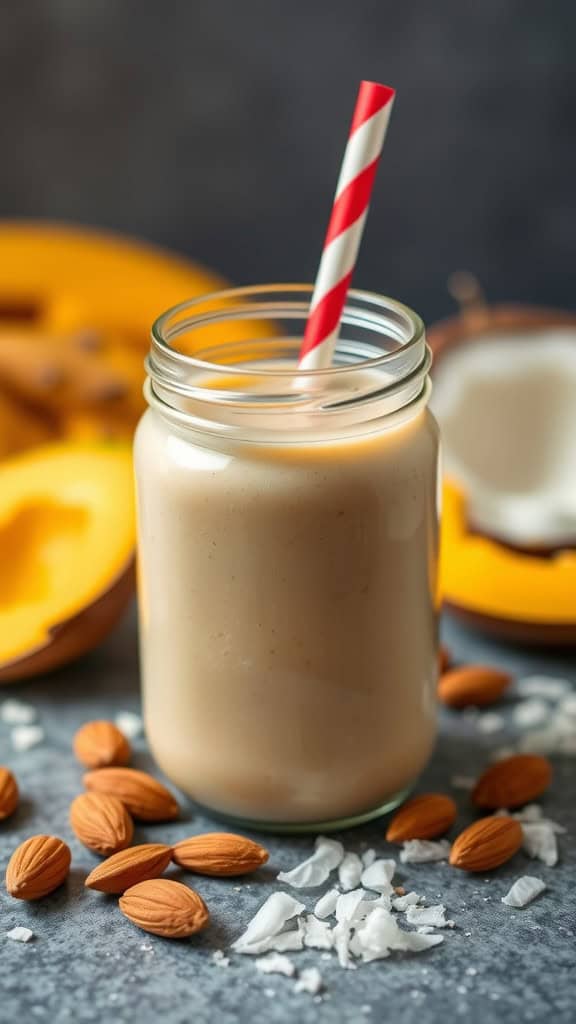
(150, 283, 425, 378)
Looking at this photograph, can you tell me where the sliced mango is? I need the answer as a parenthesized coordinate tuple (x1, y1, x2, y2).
(0, 443, 135, 682)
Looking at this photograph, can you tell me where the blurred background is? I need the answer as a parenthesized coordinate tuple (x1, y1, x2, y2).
(2, 0, 576, 684)
(2, 0, 576, 322)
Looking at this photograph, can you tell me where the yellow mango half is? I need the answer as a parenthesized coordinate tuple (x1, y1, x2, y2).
(0, 220, 228, 342)
(441, 480, 576, 641)
(0, 443, 135, 682)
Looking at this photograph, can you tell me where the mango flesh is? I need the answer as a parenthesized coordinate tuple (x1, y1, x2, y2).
(0, 444, 135, 682)
(441, 480, 576, 628)
(0, 221, 228, 342)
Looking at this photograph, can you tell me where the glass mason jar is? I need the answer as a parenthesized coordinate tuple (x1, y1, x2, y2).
(134, 285, 440, 832)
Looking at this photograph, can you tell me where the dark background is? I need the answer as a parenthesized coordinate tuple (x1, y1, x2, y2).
(2, 0, 575, 323)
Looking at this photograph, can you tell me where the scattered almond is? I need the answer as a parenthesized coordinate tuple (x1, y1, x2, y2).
(0, 766, 19, 820)
(439, 646, 451, 674)
(386, 794, 457, 843)
(472, 754, 552, 810)
(73, 720, 131, 769)
(70, 792, 134, 856)
(450, 816, 523, 871)
(172, 833, 269, 877)
(83, 767, 179, 821)
(438, 665, 511, 708)
(85, 843, 172, 893)
(119, 878, 209, 938)
(6, 835, 71, 900)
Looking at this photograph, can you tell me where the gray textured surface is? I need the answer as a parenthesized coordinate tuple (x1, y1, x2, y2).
(0, 608, 574, 1024)
(2, 2, 576, 320)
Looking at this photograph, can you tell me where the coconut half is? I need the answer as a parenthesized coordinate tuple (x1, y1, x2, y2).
(431, 328, 576, 548)
(428, 304, 576, 643)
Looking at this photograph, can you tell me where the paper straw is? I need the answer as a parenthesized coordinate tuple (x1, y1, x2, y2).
(298, 81, 395, 370)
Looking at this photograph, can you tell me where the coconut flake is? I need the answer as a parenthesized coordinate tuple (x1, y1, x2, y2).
(232, 893, 305, 954)
(6, 926, 34, 943)
(302, 915, 333, 950)
(354, 907, 397, 961)
(360, 859, 396, 893)
(355, 906, 443, 961)
(406, 904, 453, 929)
(362, 848, 376, 868)
(269, 926, 305, 953)
(338, 852, 363, 891)
(558, 693, 576, 717)
(417, 925, 435, 934)
(354, 893, 392, 923)
(516, 677, 570, 700)
(521, 823, 558, 867)
(255, 953, 296, 977)
(314, 888, 339, 920)
(477, 713, 504, 734)
(114, 710, 143, 739)
(512, 699, 549, 729)
(554, 713, 576, 738)
(490, 746, 517, 762)
(399, 930, 444, 953)
(332, 889, 368, 968)
(400, 840, 451, 864)
(513, 805, 567, 834)
(451, 775, 475, 791)
(212, 950, 230, 967)
(392, 891, 422, 912)
(277, 837, 344, 889)
(294, 967, 323, 995)
(335, 889, 369, 924)
(502, 876, 546, 908)
(11, 724, 44, 752)
(1, 700, 37, 725)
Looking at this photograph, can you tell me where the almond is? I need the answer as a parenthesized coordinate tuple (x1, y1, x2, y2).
(386, 793, 457, 843)
(171, 833, 269, 876)
(6, 835, 71, 900)
(85, 843, 172, 893)
(472, 754, 552, 810)
(0, 766, 19, 820)
(119, 878, 209, 938)
(83, 767, 179, 821)
(439, 646, 451, 674)
(70, 792, 134, 856)
(438, 665, 511, 708)
(73, 720, 131, 769)
(449, 816, 523, 871)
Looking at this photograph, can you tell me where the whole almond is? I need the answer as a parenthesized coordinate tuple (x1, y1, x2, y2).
(438, 665, 511, 708)
(119, 878, 209, 938)
(172, 833, 269, 876)
(6, 835, 71, 900)
(472, 754, 552, 810)
(0, 766, 19, 820)
(83, 767, 179, 821)
(70, 792, 134, 856)
(85, 843, 172, 893)
(449, 816, 523, 871)
(386, 794, 457, 843)
(73, 720, 131, 769)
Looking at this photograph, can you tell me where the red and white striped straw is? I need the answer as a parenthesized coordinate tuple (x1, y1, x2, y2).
(298, 81, 396, 370)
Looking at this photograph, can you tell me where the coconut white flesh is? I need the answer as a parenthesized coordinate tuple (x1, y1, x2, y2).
(431, 330, 576, 546)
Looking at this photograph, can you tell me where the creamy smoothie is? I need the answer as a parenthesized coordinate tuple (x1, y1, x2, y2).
(135, 402, 439, 825)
